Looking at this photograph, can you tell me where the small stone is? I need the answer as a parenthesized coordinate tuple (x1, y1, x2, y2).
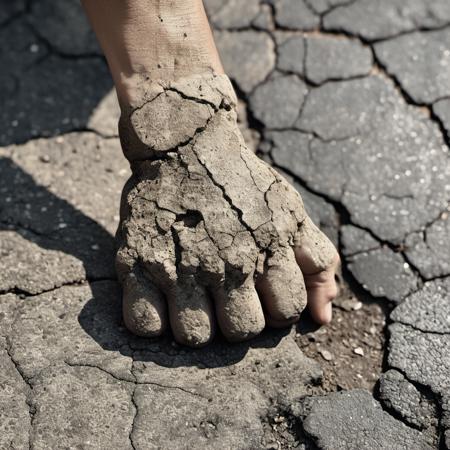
(39, 154, 51, 163)
(319, 349, 334, 361)
(352, 301, 363, 311)
(353, 347, 364, 356)
(337, 298, 358, 312)
(265, 444, 278, 450)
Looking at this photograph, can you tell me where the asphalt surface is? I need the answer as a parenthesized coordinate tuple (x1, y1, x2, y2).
(1, 0, 449, 448)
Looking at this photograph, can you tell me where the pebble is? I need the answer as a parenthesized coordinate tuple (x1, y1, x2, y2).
(337, 297, 363, 312)
(337, 297, 356, 311)
(265, 444, 279, 450)
(319, 349, 334, 361)
(353, 301, 363, 311)
(353, 347, 365, 356)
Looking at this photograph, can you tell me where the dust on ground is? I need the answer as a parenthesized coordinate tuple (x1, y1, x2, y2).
(261, 276, 389, 449)
(297, 276, 388, 394)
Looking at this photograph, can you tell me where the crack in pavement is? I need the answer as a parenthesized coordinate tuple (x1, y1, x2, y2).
(64, 361, 207, 399)
(382, 365, 447, 445)
(0, 276, 117, 299)
(390, 320, 450, 338)
(2, 2, 449, 447)
(5, 337, 35, 450)
(129, 385, 138, 450)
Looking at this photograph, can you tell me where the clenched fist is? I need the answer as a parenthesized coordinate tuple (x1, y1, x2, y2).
(116, 73, 339, 347)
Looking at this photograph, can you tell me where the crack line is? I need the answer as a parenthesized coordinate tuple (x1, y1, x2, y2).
(5, 337, 35, 450)
(64, 361, 206, 399)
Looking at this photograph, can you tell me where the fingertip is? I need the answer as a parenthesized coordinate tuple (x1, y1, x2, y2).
(307, 284, 335, 325)
(122, 271, 168, 337)
(310, 300, 332, 325)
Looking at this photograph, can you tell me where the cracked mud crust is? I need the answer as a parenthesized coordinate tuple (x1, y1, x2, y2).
(115, 73, 336, 346)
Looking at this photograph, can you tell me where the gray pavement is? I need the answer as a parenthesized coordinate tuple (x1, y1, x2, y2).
(1, 0, 449, 448)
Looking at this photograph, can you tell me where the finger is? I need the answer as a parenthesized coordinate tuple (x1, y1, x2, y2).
(294, 216, 340, 325)
(166, 275, 215, 348)
(256, 246, 306, 324)
(122, 270, 168, 337)
(302, 265, 338, 324)
(212, 272, 265, 342)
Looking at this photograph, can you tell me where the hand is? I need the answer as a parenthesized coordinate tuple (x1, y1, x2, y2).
(116, 73, 339, 347)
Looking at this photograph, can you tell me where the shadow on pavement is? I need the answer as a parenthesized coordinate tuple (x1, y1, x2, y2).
(0, 0, 113, 146)
(0, 157, 289, 368)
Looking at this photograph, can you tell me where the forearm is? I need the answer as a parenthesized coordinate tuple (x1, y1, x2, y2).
(81, 0, 223, 106)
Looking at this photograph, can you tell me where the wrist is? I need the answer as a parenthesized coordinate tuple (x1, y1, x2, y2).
(91, 0, 223, 105)
(118, 73, 237, 162)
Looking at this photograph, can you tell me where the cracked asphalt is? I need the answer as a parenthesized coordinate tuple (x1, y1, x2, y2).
(1, 0, 449, 449)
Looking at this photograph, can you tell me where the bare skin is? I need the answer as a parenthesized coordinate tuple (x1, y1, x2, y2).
(81, 0, 340, 346)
